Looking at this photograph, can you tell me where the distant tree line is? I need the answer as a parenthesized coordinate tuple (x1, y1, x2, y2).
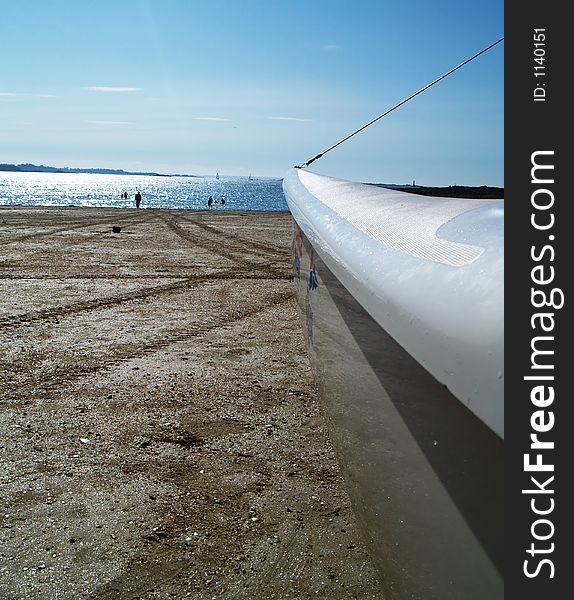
(0, 163, 195, 177)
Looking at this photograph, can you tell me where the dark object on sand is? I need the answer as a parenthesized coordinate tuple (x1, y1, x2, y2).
(112, 226, 122, 233)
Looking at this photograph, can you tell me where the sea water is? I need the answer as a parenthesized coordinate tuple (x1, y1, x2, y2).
(0, 172, 288, 211)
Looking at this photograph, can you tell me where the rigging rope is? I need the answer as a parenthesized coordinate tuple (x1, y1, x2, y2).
(296, 37, 504, 169)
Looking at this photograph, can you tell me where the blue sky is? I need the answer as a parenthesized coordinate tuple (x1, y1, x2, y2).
(1, 0, 503, 185)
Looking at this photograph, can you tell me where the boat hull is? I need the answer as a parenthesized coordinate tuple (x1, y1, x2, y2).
(284, 169, 504, 599)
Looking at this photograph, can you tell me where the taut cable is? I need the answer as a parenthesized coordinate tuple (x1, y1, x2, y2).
(295, 37, 504, 169)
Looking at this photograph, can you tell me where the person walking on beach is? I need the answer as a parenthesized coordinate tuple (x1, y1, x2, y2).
(135, 191, 142, 208)
(208, 195, 213, 207)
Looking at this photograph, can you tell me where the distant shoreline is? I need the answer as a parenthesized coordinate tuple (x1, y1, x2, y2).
(391, 184, 504, 199)
(369, 183, 504, 199)
(0, 162, 197, 178)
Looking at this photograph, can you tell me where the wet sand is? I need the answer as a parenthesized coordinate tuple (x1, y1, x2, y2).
(0, 207, 382, 599)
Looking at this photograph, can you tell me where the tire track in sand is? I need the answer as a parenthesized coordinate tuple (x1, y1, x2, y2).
(1, 213, 291, 329)
(159, 214, 289, 279)
(0, 267, 290, 331)
(177, 213, 288, 258)
(3, 291, 293, 404)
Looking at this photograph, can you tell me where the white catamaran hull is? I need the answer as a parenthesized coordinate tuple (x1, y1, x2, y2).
(283, 168, 503, 600)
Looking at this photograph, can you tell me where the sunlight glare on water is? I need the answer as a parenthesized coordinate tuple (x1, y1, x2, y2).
(0, 172, 288, 211)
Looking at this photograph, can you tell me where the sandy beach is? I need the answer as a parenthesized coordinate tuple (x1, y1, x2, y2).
(0, 206, 382, 599)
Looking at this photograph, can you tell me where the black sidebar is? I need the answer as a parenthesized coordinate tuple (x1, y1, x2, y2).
(505, 3, 571, 599)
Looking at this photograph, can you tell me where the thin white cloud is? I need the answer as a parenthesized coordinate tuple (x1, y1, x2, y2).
(85, 87, 143, 93)
(322, 44, 340, 50)
(192, 117, 229, 121)
(86, 120, 135, 126)
(0, 92, 56, 98)
(266, 116, 312, 122)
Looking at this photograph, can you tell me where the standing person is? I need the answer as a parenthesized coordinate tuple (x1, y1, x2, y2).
(135, 191, 142, 208)
(220, 195, 225, 205)
(208, 195, 213, 207)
